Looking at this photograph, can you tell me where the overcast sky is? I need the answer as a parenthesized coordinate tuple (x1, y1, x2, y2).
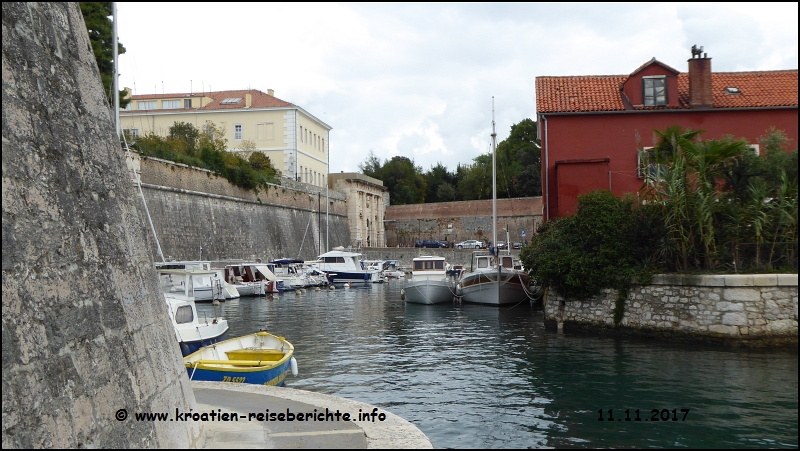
(116, 2, 798, 174)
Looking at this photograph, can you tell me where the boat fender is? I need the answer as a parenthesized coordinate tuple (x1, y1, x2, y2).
(400, 289, 405, 301)
(290, 357, 298, 377)
(180, 342, 191, 356)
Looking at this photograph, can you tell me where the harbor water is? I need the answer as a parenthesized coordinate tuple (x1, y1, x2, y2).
(197, 281, 798, 449)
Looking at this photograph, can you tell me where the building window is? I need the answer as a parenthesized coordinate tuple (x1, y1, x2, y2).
(162, 100, 180, 109)
(123, 102, 132, 111)
(184, 99, 192, 108)
(637, 147, 664, 179)
(220, 98, 242, 105)
(643, 77, 667, 106)
(123, 128, 140, 138)
(234, 124, 243, 140)
(137, 100, 156, 110)
(748, 144, 759, 156)
(321, 138, 324, 152)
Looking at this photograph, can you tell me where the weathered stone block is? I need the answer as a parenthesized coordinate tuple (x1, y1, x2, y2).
(716, 301, 744, 311)
(723, 288, 760, 302)
(751, 274, 778, 286)
(777, 274, 798, 286)
(722, 312, 748, 326)
(766, 319, 798, 335)
(725, 275, 754, 286)
(708, 324, 740, 336)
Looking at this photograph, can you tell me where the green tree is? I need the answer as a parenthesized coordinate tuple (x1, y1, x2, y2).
(496, 118, 541, 197)
(79, 2, 129, 109)
(457, 156, 492, 201)
(423, 162, 458, 203)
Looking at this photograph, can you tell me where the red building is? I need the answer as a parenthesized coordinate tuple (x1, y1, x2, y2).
(535, 50, 798, 221)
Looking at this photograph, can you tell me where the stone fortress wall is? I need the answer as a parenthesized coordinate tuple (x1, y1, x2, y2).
(2, 3, 201, 447)
(384, 197, 543, 247)
(133, 156, 351, 262)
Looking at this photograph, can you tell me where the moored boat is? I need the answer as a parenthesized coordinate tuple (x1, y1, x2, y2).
(456, 100, 536, 306)
(457, 252, 531, 306)
(224, 263, 284, 294)
(403, 255, 456, 305)
(307, 248, 382, 285)
(184, 331, 298, 386)
(160, 268, 229, 356)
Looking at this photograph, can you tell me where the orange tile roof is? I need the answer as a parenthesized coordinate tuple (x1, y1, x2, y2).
(535, 75, 627, 113)
(128, 89, 295, 111)
(537, 68, 798, 113)
(677, 71, 798, 109)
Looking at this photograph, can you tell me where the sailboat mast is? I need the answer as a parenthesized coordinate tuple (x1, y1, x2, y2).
(112, 2, 119, 137)
(491, 97, 497, 256)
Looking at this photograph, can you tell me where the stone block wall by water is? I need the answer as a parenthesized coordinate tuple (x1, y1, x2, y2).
(544, 274, 798, 346)
(2, 3, 200, 447)
(134, 157, 351, 261)
(384, 197, 542, 247)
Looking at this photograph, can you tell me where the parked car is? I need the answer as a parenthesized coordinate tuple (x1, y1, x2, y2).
(497, 241, 507, 250)
(422, 239, 447, 248)
(455, 239, 482, 249)
(512, 242, 523, 250)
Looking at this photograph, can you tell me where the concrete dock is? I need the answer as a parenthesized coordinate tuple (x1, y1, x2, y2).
(192, 382, 433, 449)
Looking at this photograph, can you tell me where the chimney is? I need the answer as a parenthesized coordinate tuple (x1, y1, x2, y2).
(245, 93, 252, 108)
(267, 89, 274, 97)
(688, 52, 713, 108)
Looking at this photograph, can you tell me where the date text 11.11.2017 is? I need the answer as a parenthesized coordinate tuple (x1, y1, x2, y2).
(598, 408, 690, 422)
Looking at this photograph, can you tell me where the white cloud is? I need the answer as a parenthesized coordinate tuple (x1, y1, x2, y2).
(116, 2, 798, 174)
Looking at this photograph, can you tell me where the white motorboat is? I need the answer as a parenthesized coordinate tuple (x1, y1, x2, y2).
(159, 268, 229, 355)
(224, 263, 284, 294)
(269, 259, 327, 289)
(155, 261, 239, 301)
(402, 255, 456, 305)
(307, 248, 382, 285)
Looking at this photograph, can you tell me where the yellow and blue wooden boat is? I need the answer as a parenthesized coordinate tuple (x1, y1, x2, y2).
(184, 331, 298, 386)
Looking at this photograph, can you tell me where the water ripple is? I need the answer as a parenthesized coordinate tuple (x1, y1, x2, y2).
(198, 283, 798, 449)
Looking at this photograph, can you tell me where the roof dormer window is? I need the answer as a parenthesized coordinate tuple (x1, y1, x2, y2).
(725, 87, 741, 94)
(643, 76, 667, 106)
(220, 98, 242, 105)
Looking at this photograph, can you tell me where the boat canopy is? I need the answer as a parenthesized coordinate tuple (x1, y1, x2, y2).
(271, 259, 304, 265)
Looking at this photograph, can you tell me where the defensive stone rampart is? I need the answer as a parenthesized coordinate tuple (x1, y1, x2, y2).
(544, 274, 798, 346)
(2, 2, 200, 447)
(132, 156, 351, 261)
(384, 197, 542, 247)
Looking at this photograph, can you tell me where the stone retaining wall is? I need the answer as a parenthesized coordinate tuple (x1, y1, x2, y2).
(132, 157, 351, 261)
(384, 197, 543, 247)
(544, 274, 798, 346)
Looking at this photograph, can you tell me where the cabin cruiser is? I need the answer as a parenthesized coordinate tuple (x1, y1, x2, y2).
(307, 248, 382, 285)
(155, 261, 239, 301)
(224, 263, 284, 294)
(159, 268, 229, 356)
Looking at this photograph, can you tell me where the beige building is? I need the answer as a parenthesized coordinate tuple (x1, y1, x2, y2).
(120, 88, 331, 187)
(329, 173, 389, 248)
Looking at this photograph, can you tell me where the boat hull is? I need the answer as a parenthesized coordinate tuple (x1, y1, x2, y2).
(458, 269, 530, 305)
(180, 329, 229, 356)
(185, 332, 296, 386)
(326, 271, 381, 285)
(187, 359, 292, 386)
(404, 279, 454, 304)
